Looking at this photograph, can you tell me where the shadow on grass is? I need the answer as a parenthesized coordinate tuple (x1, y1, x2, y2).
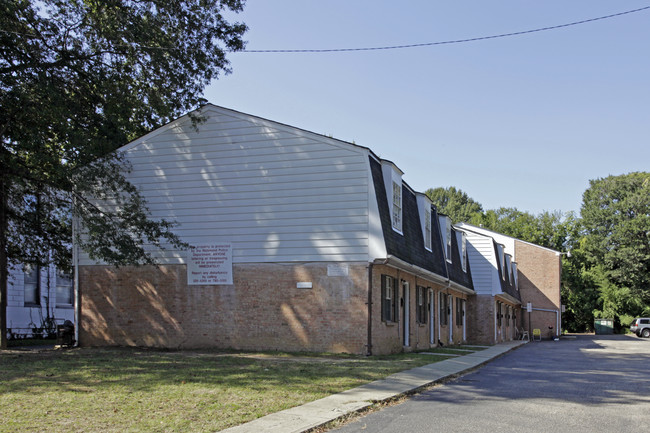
(0, 347, 449, 396)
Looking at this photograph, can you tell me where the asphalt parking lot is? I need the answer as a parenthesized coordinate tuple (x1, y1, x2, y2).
(332, 335, 650, 433)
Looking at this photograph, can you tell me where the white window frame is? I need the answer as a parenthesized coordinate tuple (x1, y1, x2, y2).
(424, 209, 432, 251)
(446, 220, 452, 263)
(461, 233, 467, 272)
(392, 181, 402, 233)
(56, 270, 74, 307)
(24, 265, 40, 306)
(381, 161, 404, 235)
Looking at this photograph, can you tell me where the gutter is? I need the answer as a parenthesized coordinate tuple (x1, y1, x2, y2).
(73, 213, 80, 347)
(366, 263, 374, 356)
(495, 293, 522, 306)
(374, 255, 448, 287)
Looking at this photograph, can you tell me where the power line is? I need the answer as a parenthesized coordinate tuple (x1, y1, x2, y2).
(2, 5, 648, 54)
(239, 5, 650, 53)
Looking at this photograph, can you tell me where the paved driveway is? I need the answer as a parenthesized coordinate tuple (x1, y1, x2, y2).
(332, 335, 650, 433)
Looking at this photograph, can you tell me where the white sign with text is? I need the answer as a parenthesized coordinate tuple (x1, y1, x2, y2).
(187, 242, 233, 285)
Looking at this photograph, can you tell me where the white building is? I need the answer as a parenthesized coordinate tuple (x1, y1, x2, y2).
(6, 263, 75, 338)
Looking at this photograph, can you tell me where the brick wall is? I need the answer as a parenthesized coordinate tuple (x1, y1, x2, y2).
(369, 265, 467, 354)
(515, 241, 562, 337)
(467, 294, 494, 344)
(468, 295, 520, 344)
(79, 262, 369, 354)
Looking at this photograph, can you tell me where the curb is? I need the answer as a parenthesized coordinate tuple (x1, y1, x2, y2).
(220, 340, 527, 433)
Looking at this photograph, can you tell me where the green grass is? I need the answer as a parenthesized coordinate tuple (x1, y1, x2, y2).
(0, 347, 467, 432)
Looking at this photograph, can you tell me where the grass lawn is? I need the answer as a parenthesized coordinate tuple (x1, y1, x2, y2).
(0, 345, 482, 432)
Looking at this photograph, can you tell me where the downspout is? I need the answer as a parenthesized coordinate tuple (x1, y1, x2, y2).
(366, 263, 373, 356)
(72, 206, 80, 347)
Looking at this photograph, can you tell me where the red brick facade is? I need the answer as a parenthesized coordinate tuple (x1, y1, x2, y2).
(79, 262, 473, 354)
(516, 240, 562, 338)
(467, 295, 520, 345)
(80, 263, 369, 353)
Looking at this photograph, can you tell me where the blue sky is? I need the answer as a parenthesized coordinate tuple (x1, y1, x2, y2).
(204, 1, 650, 216)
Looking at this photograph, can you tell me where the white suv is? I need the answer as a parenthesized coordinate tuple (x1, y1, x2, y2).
(630, 318, 650, 338)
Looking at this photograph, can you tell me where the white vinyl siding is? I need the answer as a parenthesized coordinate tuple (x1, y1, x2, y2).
(461, 233, 499, 296)
(80, 106, 374, 265)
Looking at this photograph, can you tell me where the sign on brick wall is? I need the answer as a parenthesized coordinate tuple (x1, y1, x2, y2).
(187, 242, 233, 285)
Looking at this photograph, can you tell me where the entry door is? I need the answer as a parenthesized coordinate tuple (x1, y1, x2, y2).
(462, 299, 467, 341)
(429, 289, 435, 345)
(448, 294, 453, 343)
(402, 281, 410, 347)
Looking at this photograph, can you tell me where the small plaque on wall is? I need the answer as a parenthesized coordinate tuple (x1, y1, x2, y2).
(327, 264, 349, 277)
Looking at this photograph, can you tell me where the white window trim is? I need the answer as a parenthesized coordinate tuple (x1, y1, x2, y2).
(461, 233, 467, 272)
(446, 220, 452, 263)
(381, 161, 404, 235)
(416, 194, 433, 251)
(424, 209, 432, 251)
(392, 180, 402, 233)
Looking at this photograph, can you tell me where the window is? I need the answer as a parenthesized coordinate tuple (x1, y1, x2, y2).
(497, 245, 505, 281)
(439, 293, 448, 326)
(456, 298, 464, 326)
(381, 275, 398, 323)
(416, 286, 427, 324)
(24, 265, 40, 305)
(446, 220, 452, 262)
(381, 161, 404, 235)
(496, 302, 502, 327)
(461, 233, 467, 272)
(424, 210, 432, 251)
(506, 255, 513, 285)
(56, 270, 73, 306)
(392, 181, 402, 232)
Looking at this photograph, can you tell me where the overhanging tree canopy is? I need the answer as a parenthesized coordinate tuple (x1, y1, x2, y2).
(0, 0, 247, 348)
(581, 172, 650, 304)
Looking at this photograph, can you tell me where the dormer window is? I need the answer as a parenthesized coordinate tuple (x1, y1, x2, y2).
(381, 161, 404, 235)
(497, 244, 505, 280)
(416, 193, 433, 251)
(424, 210, 432, 251)
(461, 233, 467, 272)
(506, 255, 513, 285)
(439, 215, 452, 262)
(392, 181, 402, 232)
(446, 220, 452, 262)
(512, 262, 519, 289)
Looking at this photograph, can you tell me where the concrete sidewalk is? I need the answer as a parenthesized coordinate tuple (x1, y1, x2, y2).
(221, 340, 527, 433)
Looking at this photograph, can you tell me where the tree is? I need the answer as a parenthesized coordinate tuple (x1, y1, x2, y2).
(471, 207, 578, 252)
(425, 186, 483, 223)
(1, 0, 247, 348)
(581, 173, 650, 305)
